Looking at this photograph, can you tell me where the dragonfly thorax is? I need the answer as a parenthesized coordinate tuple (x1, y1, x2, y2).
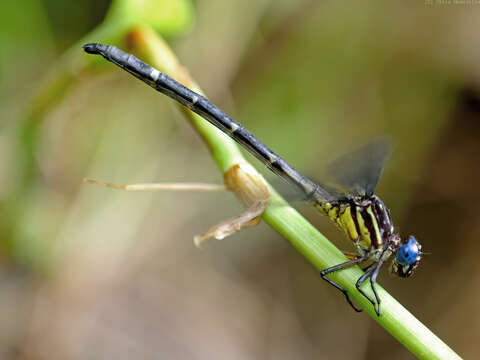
(317, 195, 395, 254)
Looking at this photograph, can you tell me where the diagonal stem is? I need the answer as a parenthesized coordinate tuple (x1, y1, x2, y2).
(85, 25, 461, 360)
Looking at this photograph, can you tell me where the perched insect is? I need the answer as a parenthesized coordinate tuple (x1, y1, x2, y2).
(83, 43, 423, 316)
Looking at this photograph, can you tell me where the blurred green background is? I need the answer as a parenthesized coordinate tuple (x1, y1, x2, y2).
(1, 0, 479, 358)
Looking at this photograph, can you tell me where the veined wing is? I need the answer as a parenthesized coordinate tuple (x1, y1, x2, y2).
(326, 139, 392, 197)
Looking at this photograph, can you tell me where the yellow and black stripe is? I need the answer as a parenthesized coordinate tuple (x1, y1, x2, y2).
(316, 195, 394, 253)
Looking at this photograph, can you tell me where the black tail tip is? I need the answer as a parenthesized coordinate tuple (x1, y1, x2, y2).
(83, 43, 101, 54)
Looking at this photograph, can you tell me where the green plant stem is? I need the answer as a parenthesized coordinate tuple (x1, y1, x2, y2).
(121, 26, 461, 360)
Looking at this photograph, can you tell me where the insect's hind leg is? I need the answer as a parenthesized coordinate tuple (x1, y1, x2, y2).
(320, 254, 370, 312)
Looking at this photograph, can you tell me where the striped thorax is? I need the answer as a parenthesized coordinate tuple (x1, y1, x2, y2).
(317, 195, 394, 255)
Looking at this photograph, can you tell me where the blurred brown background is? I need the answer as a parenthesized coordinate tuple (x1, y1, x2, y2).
(1, 0, 479, 359)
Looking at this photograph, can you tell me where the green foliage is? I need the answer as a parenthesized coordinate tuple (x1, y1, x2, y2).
(105, 0, 194, 37)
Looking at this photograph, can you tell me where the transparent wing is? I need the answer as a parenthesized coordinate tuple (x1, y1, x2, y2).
(326, 138, 392, 197)
(253, 138, 391, 203)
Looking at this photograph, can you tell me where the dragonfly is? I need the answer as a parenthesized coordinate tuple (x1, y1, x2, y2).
(83, 43, 423, 316)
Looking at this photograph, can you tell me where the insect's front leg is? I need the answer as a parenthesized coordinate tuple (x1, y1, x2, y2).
(320, 253, 370, 312)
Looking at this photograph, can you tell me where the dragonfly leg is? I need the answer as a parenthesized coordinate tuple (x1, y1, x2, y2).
(360, 262, 375, 272)
(355, 265, 383, 316)
(342, 254, 374, 272)
(343, 253, 375, 272)
(369, 260, 385, 316)
(320, 254, 370, 312)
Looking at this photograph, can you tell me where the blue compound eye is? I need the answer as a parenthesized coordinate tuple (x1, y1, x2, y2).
(396, 236, 420, 265)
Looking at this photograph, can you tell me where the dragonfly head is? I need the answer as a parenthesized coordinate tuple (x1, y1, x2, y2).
(389, 235, 421, 278)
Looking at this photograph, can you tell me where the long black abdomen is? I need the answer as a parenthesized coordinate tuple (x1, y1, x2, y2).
(83, 43, 333, 203)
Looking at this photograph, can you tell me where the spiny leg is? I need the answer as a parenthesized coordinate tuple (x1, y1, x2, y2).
(355, 266, 380, 316)
(361, 262, 375, 273)
(320, 254, 370, 312)
(355, 259, 385, 316)
(369, 260, 385, 316)
(343, 254, 375, 272)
